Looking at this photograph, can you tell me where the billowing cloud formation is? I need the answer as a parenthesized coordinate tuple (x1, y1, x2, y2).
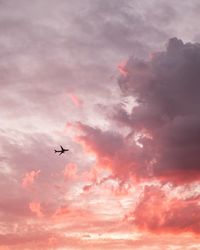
(75, 122, 146, 181)
(73, 39, 200, 185)
(113, 38, 200, 183)
(128, 185, 200, 234)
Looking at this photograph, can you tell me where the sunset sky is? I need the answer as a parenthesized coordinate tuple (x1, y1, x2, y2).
(1, 0, 200, 249)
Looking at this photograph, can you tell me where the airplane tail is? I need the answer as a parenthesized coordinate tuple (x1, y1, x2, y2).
(54, 149, 57, 153)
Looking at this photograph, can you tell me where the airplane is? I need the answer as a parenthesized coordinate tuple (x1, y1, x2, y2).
(54, 145, 69, 155)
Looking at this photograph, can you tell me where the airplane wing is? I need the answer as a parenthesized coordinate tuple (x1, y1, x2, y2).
(60, 145, 64, 150)
(59, 151, 63, 155)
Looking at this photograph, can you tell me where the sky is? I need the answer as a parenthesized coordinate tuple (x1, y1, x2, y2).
(1, 0, 200, 249)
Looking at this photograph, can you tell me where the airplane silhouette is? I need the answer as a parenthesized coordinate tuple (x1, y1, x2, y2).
(54, 145, 69, 155)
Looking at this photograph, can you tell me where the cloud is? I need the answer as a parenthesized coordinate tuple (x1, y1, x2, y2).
(22, 170, 40, 189)
(29, 201, 43, 217)
(112, 38, 200, 183)
(53, 205, 91, 219)
(127, 185, 200, 234)
(63, 163, 77, 180)
(68, 94, 83, 108)
(75, 122, 147, 181)
(1, 0, 200, 248)
(0, 197, 31, 221)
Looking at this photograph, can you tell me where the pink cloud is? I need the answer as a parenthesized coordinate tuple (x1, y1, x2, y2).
(29, 202, 43, 217)
(22, 170, 40, 189)
(126, 185, 200, 234)
(74, 122, 147, 182)
(53, 205, 93, 220)
(69, 94, 83, 108)
(63, 163, 77, 180)
(83, 184, 93, 192)
(118, 60, 128, 76)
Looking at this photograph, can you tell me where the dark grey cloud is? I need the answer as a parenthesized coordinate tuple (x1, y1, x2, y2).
(113, 38, 200, 183)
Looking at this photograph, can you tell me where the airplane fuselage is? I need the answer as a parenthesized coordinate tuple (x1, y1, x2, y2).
(54, 146, 69, 155)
